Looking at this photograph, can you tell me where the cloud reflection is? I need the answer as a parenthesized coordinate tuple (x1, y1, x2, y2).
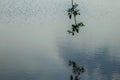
(0, 0, 120, 80)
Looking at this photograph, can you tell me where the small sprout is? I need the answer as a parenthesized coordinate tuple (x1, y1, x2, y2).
(67, 0, 85, 36)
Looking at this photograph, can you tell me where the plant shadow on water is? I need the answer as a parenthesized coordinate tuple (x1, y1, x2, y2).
(58, 43, 120, 80)
(68, 60, 85, 80)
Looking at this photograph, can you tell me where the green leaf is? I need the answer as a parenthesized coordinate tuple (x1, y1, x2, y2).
(69, 14, 72, 19)
(76, 29, 79, 33)
(78, 22, 85, 27)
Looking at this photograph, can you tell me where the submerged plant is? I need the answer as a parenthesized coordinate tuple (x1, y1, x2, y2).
(67, 0, 85, 35)
(69, 60, 85, 80)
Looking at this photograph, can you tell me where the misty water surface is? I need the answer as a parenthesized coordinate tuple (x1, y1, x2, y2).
(0, 0, 120, 80)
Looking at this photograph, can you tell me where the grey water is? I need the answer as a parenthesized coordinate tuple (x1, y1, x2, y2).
(0, 0, 120, 80)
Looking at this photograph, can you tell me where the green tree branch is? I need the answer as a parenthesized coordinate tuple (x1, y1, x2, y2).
(67, 0, 85, 35)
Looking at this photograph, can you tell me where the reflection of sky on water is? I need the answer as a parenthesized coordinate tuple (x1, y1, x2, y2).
(58, 43, 120, 80)
(0, 0, 120, 80)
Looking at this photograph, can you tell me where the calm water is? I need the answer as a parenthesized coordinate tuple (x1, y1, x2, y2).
(0, 0, 120, 80)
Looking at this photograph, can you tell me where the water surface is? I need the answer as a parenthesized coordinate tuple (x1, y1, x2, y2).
(0, 0, 120, 80)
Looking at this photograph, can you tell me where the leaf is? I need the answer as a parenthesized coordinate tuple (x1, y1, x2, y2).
(70, 75, 73, 80)
(72, 24, 76, 27)
(69, 14, 72, 19)
(72, 32, 74, 35)
(68, 30, 72, 34)
(78, 22, 85, 27)
(72, 61, 76, 67)
(76, 29, 79, 33)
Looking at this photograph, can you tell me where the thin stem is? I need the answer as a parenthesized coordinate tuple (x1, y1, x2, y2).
(71, 0, 73, 7)
(71, 0, 77, 24)
(74, 15, 77, 24)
